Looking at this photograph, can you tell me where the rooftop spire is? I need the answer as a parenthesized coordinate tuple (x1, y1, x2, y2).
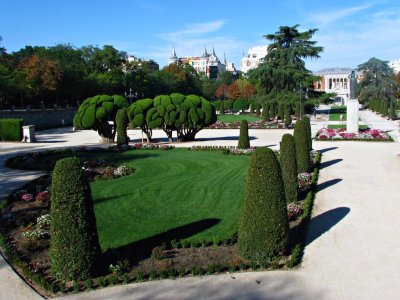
(202, 46, 209, 57)
(170, 46, 177, 59)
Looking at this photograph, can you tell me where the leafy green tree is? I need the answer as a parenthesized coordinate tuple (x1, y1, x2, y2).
(238, 148, 289, 261)
(127, 98, 154, 142)
(238, 120, 250, 149)
(358, 57, 397, 108)
(249, 25, 323, 107)
(50, 157, 101, 280)
(280, 134, 298, 203)
(74, 95, 129, 142)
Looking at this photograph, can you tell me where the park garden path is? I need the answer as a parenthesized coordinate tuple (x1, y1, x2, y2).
(0, 124, 399, 299)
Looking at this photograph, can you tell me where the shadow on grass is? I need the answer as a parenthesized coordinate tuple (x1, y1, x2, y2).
(316, 178, 342, 192)
(319, 158, 343, 170)
(103, 218, 220, 265)
(319, 146, 338, 153)
(305, 207, 350, 246)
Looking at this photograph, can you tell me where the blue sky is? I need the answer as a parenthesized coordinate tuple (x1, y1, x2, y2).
(1, 0, 400, 71)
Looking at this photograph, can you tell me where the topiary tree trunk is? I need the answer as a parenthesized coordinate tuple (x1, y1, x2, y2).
(294, 119, 310, 173)
(238, 148, 289, 262)
(238, 120, 250, 149)
(116, 108, 129, 146)
(50, 157, 101, 280)
(280, 134, 298, 203)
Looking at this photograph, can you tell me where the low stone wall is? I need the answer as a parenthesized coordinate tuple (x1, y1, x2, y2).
(0, 108, 77, 130)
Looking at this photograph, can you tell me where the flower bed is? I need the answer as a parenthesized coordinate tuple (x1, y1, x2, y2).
(315, 128, 393, 141)
(208, 120, 286, 129)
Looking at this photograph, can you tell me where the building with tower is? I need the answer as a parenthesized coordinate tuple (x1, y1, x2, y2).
(168, 47, 226, 80)
(240, 45, 268, 73)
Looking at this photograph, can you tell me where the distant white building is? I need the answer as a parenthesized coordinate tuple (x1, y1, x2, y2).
(168, 47, 226, 80)
(313, 68, 353, 103)
(388, 59, 400, 74)
(240, 45, 268, 73)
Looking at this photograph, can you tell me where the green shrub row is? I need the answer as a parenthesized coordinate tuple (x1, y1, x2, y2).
(0, 118, 23, 141)
(294, 117, 312, 173)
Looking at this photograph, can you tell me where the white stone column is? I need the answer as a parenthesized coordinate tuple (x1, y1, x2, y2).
(346, 100, 359, 133)
(21, 125, 36, 143)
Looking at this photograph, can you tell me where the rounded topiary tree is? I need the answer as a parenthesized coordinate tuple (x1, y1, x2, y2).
(238, 148, 289, 261)
(50, 157, 101, 280)
(294, 118, 310, 173)
(280, 134, 298, 203)
(238, 120, 250, 149)
(127, 98, 154, 142)
(74, 95, 129, 142)
(116, 107, 129, 146)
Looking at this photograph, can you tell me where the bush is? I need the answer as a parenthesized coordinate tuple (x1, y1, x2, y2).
(50, 157, 101, 280)
(284, 105, 292, 128)
(280, 134, 298, 203)
(115, 108, 129, 145)
(238, 148, 289, 262)
(262, 103, 270, 121)
(302, 115, 312, 151)
(278, 102, 284, 120)
(238, 120, 250, 149)
(0, 118, 23, 141)
(294, 119, 310, 173)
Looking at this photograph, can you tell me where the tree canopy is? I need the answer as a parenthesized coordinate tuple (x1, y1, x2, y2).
(357, 57, 397, 105)
(249, 25, 323, 99)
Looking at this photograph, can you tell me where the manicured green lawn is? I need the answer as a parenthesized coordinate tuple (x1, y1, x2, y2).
(329, 106, 347, 121)
(218, 114, 262, 123)
(328, 124, 369, 130)
(90, 149, 250, 251)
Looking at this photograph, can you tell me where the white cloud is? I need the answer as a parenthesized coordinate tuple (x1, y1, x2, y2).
(160, 20, 227, 40)
(305, 4, 400, 71)
(308, 3, 372, 27)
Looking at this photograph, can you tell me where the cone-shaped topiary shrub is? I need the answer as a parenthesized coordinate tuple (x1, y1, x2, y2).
(280, 134, 298, 203)
(238, 148, 289, 261)
(284, 105, 292, 128)
(116, 107, 129, 145)
(262, 103, 270, 121)
(50, 157, 101, 280)
(238, 120, 250, 149)
(302, 115, 312, 151)
(294, 119, 310, 173)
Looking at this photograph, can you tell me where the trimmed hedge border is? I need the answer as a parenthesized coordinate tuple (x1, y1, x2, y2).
(0, 149, 322, 297)
(0, 118, 23, 141)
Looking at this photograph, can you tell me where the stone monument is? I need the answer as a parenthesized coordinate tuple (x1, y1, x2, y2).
(346, 70, 359, 133)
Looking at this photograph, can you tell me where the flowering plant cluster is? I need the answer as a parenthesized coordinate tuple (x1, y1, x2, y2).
(208, 120, 282, 130)
(21, 193, 34, 202)
(21, 228, 48, 240)
(316, 128, 392, 141)
(188, 145, 257, 155)
(287, 203, 303, 220)
(131, 143, 174, 150)
(37, 214, 50, 228)
(298, 173, 312, 191)
(35, 191, 51, 202)
(113, 165, 133, 177)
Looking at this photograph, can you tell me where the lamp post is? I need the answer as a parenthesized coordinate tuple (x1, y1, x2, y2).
(125, 88, 137, 104)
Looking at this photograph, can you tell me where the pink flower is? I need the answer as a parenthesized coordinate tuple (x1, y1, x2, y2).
(21, 193, 34, 202)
